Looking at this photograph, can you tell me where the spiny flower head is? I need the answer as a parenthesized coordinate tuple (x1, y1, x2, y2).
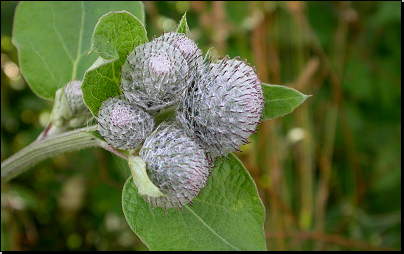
(154, 31, 204, 70)
(139, 122, 212, 209)
(97, 96, 155, 150)
(177, 57, 264, 159)
(120, 38, 191, 112)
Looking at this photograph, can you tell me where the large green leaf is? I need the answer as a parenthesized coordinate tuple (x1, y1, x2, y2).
(12, 1, 145, 100)
(122, 154, 267, 251)
(261, 83, 310, 121)
(81, 11, 147, 116)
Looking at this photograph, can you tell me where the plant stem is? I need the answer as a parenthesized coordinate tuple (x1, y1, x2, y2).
(1, 125, 127, 185)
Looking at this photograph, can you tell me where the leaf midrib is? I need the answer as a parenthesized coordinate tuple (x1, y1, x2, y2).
(72, 1, 86, 81)
(50, 1, 86, 82)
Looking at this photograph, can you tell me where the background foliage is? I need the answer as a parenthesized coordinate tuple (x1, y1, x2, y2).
(1, 1, 401, 251)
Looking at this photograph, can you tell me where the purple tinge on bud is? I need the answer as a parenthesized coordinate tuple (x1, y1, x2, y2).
(97, 96, 155, 150)
(154, 31, 204, 69)
(121, 39, 191, 112)
(140, 123, 212, 210)
(177, 57, 264, 159)
(64, 80, 87, 114)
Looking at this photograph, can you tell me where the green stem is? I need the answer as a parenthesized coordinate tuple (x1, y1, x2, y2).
(1, 125, 127, 185)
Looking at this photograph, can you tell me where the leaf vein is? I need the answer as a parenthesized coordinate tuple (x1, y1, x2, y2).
(185, 206, 240, 250)
(50, 3, 74, 63)
(29, 41, 58, 96)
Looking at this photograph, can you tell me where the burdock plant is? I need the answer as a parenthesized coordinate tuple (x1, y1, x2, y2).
(4, 3, 309, 251)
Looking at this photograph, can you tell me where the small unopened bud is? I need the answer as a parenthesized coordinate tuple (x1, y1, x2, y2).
(97, 96, 155, 150)
(64, 80, 87, 114)
(139, 123, 212, 210)
(49, 80, 92, 133)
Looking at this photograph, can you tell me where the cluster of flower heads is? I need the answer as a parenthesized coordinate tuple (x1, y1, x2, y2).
(97, 31, 264, 210)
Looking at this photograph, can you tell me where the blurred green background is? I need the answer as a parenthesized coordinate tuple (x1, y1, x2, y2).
(1, 1, 401, 251)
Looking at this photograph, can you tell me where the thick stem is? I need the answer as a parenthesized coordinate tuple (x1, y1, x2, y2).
(1, 125, 126, 185)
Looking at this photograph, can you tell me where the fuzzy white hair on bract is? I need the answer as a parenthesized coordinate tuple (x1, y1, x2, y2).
(64, 80, 87, 114)
(177, 57, 264, 159)
(140, 123, 212, 210)
(97, 96, 155, 150)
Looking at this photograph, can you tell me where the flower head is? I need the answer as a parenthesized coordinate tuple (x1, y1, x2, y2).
(140, 123, 212, 209)
(98, 96, 155, 150)
(121, 39, 191, 111)
(177, 57, 264, 159)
